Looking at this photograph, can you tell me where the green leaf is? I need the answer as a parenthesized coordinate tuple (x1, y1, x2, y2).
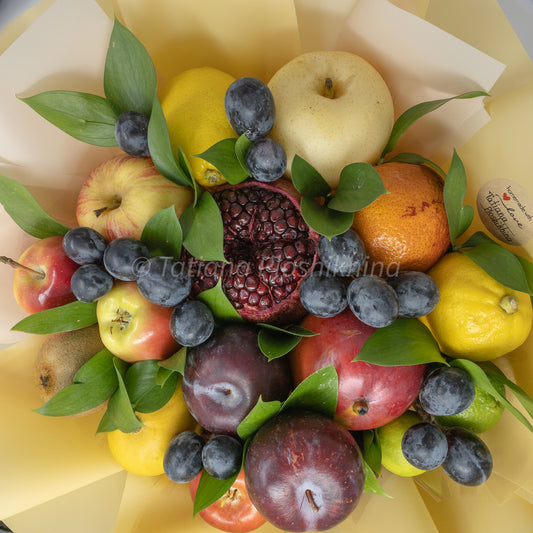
(195, 138, 248, 185)
(486, 371, 533, 424)
(19, 91, 117, 146)
(300, 196, 354, 240)
(328, 163, 388, 213)
(141, 206, 183, 259)
(450, 359, 533, 432)
(355, 318, 447, 366)
(35, 349, 117, 416)
(104, 357, 143, 434)
(124, 360, 179, 413)
(147, 95, 193, 188)
(381, 91, 489, 159)
(178, 148, 201, 206)
(455, 230, 496, 249)
(96, 409, 118, 433)
(235, 133, 253, 171)
(104, 18, 157, 116)
(363, 460, 392, 498)
(362, 429, 382, 476)
(197, 278, 243, 322)
(0, 174, 71, 238)
(11, 301, 97, 334)
(383, 153, 445, 178)
(291, 155, 331, 198)
(181, 191, 226, 261)
(461, 244, 532, 295)
(193, 469, 240, 518)
(257, 324, 317, 361)
(237, 396, 282, 440)
(158, 346, 188, 376)
(443, 150, 474, 243)
(281, 365, 338, 418)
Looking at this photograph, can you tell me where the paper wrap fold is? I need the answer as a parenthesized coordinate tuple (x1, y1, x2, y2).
(1, 0, 532, 531)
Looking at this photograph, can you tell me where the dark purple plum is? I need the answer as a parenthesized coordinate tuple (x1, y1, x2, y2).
(115, 111, 150, 157)
(182, 323, 292, 436)
(103, 237, 150, 281)
(224, 77, 275, 140)
(244, 409, 365, 532)
(71, 263, 113, 303)
(62, 226, 108, 265)
(245, 137, 286, 182)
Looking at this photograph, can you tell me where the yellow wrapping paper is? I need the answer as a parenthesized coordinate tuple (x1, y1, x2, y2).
(1, 0, 533, 532)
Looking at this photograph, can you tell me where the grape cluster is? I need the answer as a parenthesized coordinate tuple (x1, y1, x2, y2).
(164, 430, 243, 483)
(225, 77, 287, 182)
(62, 226, 215, 348)
(400, 366, 493, 486)
(300, 228, 440, 327)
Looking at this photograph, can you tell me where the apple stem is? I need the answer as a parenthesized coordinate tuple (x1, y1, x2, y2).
(323, 78, 335, 99)
(305, 489, 320, 513)
(0, 256, 45, 280)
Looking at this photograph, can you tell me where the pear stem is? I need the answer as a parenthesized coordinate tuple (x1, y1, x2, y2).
(0, 256, 45, 280)
(323, 77, 335, 99)
(499, 295, 518, 315)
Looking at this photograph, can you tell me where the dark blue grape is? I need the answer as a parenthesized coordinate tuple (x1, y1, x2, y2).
(62, 226, 108, 265)
(115, 111, 150, 157)
(163, 431, 205, 484)
(245, 138, 286, 182)
(71, 263, 113, 303)
(387, 271, 440, 318)
(318, 229, 366, 276)
(169, 300, 215, 347)
(442, 427, 493, 486)
(136, 256, 191, 307)
(103, 238, 150, 281)
(401, 422, 448, 470)
(347, 275, 398, 328)
(299, 271, 347, 318)
(225, 77, 275, 140)
(418, 366, 476, 416)
(201, 435, 243, 480)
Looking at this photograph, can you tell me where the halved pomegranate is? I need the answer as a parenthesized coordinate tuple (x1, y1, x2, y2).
(183, 179, 319, 324)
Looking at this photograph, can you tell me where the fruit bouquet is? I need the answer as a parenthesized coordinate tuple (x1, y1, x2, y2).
(2, 0, 533, 532)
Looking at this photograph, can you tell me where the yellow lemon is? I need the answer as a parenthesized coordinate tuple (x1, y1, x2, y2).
(159, 67, 237, 187)
(419, 252, 532, 361)
(107, 378, 195, 476)
(377, 410, 425, 477)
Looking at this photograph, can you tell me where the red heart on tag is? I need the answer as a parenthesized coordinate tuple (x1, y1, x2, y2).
(503, 192, 511, 201)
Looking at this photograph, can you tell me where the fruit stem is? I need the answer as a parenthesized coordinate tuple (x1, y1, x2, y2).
(93, 196, 121, 218)
(499, 295, 518, 315)
(0, 256, 45, 280)
(323, 78, 335, 99)
(305, 489, 320, 513)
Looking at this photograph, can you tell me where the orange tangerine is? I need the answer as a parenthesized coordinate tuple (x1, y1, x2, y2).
(351, 162, 450, 272)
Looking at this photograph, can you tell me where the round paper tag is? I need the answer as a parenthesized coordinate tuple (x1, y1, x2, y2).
(477, 179, 533, 246)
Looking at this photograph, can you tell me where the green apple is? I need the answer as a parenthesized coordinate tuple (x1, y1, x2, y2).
(76, 154, 194, 241)
(268, 50, 394, 188)
(96, 281, 179, 363)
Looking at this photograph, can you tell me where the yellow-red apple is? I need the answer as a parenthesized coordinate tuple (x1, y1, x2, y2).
(11, 235, 78, 315)
(96, 280, 178, 363)
(76, 154, 194, 241)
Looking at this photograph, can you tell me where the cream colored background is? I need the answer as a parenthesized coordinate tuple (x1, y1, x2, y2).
(1, 1, 532, 532)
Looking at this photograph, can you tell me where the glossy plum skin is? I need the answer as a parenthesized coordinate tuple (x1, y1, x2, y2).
(182, 324, 292, 436)
(290, 308, 426, 430)
(244, 409, 365, 532)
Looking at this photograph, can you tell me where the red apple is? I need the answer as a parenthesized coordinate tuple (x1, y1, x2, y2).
(290, 309, 426, 431)
(76, 154, 194, 241)
(96, 280, 179, 363)
(189, 469, 266, 533)
(10, 235, 78, 314)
